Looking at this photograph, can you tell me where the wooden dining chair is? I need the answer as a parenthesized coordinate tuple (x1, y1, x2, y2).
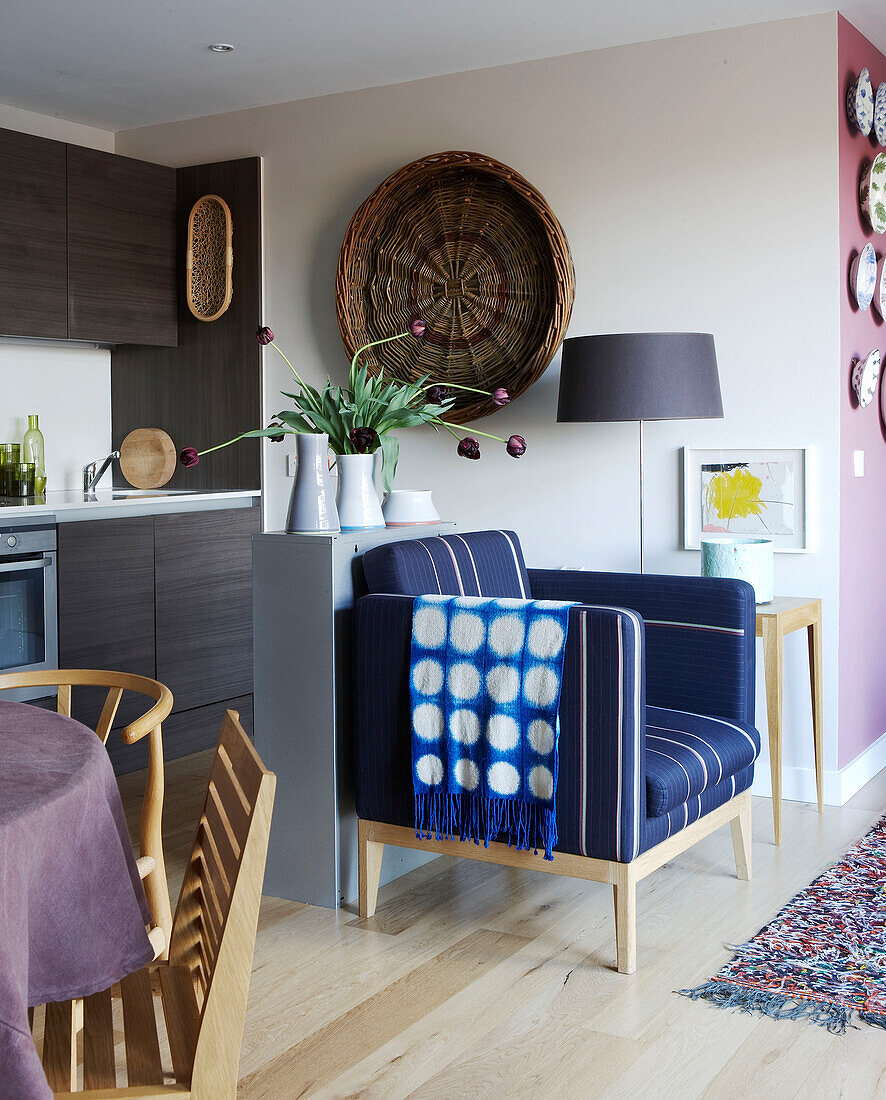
(32, 709, 276, 1098)
(0, 669, 174, 955)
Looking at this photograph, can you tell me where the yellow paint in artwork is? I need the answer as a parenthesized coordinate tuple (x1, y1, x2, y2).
(706, 468, 764, 520)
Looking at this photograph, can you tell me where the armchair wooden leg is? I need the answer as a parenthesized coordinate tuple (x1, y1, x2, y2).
(358, 819, 384, 918)
(730, 793, 752, 881)
(612, 866, 637, 975)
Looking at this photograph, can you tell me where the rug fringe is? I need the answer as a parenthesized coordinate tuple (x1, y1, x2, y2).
(678, 981, 853, 1034)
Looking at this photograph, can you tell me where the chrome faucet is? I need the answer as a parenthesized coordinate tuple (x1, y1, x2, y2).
(82, 451, 120, 493)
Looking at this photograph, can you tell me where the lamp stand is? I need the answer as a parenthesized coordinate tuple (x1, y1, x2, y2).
(638, 419, 645, 574)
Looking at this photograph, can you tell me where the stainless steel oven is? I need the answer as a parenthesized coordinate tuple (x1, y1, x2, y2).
(0, 516, 58, 701)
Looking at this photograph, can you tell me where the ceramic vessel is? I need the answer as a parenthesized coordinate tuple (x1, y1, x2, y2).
(285, 433, 340, 533)
(701, 536, 774, 605)
(848, 68, 874, 135)
(876, 82, 886, 146)
(382, 489, 441, 526)
(860, 152, 886, 234)
(850, 242, 878, 310)
(335, 453, 385, 530)
(875, 256, 886, 319)
(852, 348, 882, 408)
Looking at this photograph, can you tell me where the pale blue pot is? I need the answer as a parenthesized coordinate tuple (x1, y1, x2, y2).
(700, 536, 774, 604)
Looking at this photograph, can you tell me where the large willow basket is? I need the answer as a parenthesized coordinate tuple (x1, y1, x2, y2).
(336, 151, 575, 423)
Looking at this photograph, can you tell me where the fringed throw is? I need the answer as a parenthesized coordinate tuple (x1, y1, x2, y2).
(680, 813, 886, 1032)
(410, 595, 574, 861)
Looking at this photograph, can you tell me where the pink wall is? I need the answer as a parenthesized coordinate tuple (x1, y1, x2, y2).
(839, 16, 886, 767)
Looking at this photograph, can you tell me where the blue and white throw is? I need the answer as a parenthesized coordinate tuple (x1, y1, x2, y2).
(410, 595, 574, 861)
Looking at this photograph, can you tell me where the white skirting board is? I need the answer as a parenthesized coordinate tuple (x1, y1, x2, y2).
(751, 729, 886, 806)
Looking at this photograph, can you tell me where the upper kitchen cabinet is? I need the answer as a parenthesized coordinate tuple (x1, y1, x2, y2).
(0, 128, 67, 338)
(67, 146, 178, 345)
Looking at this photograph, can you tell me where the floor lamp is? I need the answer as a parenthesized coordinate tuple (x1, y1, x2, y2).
(556, 332, 723, 573)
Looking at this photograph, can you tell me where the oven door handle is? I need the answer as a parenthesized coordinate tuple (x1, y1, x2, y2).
(0, 556, 53, 573)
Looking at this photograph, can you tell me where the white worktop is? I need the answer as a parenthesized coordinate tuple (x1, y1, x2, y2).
(0, 488, 260, 522)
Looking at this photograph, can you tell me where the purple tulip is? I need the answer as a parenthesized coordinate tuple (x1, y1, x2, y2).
(410, 319, 427, 337)
(179, 447, 200, 468)
(427, 384, 448, 405)
(256, 326, 275, 345)
(506, 434, 526, 458)
(350, 426, 378, 454)
(492, 387, 510, 406)
(267, 422, 285, 443)
(457, 437, 481, 460)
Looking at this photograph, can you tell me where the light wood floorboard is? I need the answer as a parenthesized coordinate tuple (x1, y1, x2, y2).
(117, 757, 886, 1099)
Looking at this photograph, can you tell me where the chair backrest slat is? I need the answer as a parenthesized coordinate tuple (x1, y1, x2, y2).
(95, 685, 124, 744)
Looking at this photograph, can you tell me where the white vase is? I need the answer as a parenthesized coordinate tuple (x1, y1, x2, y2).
(335, 453, 385, 530)
(285, 433, 339, 533)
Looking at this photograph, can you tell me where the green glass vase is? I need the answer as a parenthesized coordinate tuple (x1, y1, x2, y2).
(22, 414, 46, 494)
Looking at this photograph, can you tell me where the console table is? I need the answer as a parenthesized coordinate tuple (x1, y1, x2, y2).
(756, 597, 823, 845)
(252, 523, 454, 908)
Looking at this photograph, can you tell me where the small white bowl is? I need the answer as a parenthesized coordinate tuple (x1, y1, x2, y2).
(382, 489, 441, 526)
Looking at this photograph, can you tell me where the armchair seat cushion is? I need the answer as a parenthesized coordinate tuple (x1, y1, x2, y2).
(645, 706, 760, 818)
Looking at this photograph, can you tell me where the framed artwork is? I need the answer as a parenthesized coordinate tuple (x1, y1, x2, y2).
(682, 447, 809, 553)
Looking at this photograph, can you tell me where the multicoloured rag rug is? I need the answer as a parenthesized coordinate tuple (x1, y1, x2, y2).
(680, 814, 886, 1033)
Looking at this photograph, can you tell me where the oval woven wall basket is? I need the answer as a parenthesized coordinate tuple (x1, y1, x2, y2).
(186, 194, 233, 322)
(336, 151, 575, 423)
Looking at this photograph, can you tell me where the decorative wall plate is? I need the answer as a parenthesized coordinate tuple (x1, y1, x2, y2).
(876, 82, 886, 146)
(860, 153, 886, 234)
(186, 194, 234, 322)
(850, 243, 878, 310)
(853, 348, 881, 408)
(336, 150, 575, 423)
(875, 256, 886, 319)
(848, 68, 874, 135)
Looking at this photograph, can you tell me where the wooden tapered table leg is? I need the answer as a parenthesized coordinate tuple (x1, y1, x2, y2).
(807, 602, 824, 814)
(756, 597, 825, 845)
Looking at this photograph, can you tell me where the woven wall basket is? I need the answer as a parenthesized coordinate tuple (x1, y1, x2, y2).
(186, 194, 233, 322)
(336, 151, 575, 423)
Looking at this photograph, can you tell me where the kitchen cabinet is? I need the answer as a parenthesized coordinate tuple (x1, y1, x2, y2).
(0, 129, 67, 338)
(67, 146, 177, 345)
(56, 504, 259, 773)
(0, 126, 178, 345)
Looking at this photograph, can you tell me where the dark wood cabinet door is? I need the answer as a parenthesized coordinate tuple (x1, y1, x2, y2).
(57, 517, 156, 729)
(155, 506, 259, 712)
(0, 128, 67, 338)
(67, 146, 177, 345)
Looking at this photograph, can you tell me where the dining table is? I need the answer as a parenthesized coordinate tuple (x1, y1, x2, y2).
(0, 699, 154, 1099)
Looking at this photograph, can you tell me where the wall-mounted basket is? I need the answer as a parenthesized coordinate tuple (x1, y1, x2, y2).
(336, 151, 575, 423)
(186, 194, 233, 322)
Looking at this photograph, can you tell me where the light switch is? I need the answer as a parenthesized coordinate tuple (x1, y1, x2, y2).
(287, 454, 297, 477)
(854, 450, 865, 477)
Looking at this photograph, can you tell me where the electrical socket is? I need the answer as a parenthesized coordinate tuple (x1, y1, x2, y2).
(287, 454, 297, 477)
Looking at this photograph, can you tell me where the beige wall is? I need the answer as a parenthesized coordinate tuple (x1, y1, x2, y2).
(0, 104, 115, 489)
(118, 15, 844, 800)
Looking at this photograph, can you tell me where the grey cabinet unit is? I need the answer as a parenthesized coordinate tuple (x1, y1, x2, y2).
(57, 505, 259, 772)
(0, 128, 67, 338)
(253, 524, 454, 909)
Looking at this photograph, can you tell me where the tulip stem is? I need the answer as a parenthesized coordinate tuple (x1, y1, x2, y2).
(434, 421, 508, 444)
(350, 332, 410, 375)
(268, 342, 310, 391)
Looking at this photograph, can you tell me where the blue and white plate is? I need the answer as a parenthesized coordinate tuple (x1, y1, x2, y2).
(851, 242, 878, 310)
(875, 256, 886, 319)
(853, 348, 881, 409)
(848, 68, 874, 136)
(876, 82, 886, 146)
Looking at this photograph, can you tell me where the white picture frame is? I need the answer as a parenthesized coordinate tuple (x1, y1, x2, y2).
(682, 447, 809, 553)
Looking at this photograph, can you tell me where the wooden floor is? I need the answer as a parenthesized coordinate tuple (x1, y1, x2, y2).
(119, 757, 886, 1099)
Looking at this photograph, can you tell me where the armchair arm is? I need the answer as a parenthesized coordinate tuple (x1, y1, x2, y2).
(529, 569, 756, 726)
(352, 594, 646, 863)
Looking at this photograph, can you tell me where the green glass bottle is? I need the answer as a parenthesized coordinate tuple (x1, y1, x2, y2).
(22, 415, 46, 494)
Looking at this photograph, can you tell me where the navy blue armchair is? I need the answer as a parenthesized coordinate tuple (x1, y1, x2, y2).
(353, 530, 760, 972)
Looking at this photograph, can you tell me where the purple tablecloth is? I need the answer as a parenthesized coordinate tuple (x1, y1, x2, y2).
(0, 700, 153, 1099)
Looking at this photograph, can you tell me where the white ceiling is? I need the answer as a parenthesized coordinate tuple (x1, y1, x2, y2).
(1, 0, 885, 132)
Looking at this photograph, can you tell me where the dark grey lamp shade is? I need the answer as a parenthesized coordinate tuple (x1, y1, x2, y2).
(557, 333, 723, 422)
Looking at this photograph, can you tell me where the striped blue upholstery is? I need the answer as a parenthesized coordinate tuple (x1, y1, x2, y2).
(528, 569, 756, 725)
(645, 706, 760, 818)
(355, 533, 759, 866)
(362, 530, 530, 598)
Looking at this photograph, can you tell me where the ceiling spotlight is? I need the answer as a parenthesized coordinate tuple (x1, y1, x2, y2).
(208, 43, 235, 52)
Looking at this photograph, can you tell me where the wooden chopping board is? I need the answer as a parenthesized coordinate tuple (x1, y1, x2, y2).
(119, 428, 178, 489)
